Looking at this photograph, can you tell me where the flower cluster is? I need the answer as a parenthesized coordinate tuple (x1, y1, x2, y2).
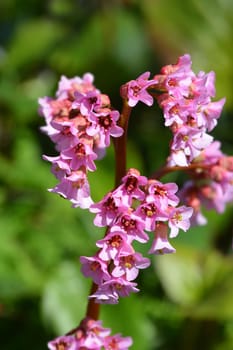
(48, 317, 132, 350)
(120, 55, 225, 167)
(178, 141, 233, 225)
(80, 168, 193, 304)
(39, 54, 231, 350)
(39, 74, 123, 208)
(152, 54, 226, 166)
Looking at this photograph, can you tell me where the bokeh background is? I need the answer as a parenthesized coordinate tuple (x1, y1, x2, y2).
(1, 0, 233, 349)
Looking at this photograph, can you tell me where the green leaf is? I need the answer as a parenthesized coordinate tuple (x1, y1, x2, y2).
(155, 246, 203, 306)
(49, 14, 106, 74)
(155, 247, 233, 319)
(4, 18, 66, 72)
(41, 261, 90, 334)
(101, 295, 155, 350)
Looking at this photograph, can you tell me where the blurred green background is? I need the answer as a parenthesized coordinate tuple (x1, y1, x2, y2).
(0, 0, 233, 349)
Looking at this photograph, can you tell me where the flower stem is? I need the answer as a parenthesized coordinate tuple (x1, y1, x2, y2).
(113, 101, 132, 186)
(85, 282, 99, 320)
(150, 162, 209, 180)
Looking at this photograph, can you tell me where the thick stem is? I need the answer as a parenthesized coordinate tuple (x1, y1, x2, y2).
(84, 100, 132, 321)
(85, 282, 99, 320)
(113, 101, 132, 186)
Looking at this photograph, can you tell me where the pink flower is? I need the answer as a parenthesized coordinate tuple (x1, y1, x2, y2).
(160, 54, 193, 76)
(90, 278, 139, 304)
(112, 252, 150, 281)
(136, 199, 167, 232)
(39, 96, 74, 125)
(48, 317, 133, 350)
(62, 141, 97, 172)
(158, 94, 196, 127)
(87, 109, 123, 148)
(152, 54, 225, 167)
(80, 318, 111, 349)
(48, 335, 75, 350)
(200, 182, 229, 213)
(96, 232, 133, 262)
(178, 181, 208, 226)
(146, 179, 179, 209)
(56, 73, 96, 99)
(73, 90, 102, 120)
(113, 168, 147, 206)
(199, 141, 223, 164)
(88, 283, 119, 304)
(168, 126, 213, 166)
(154, 54, 194, 99)
(43, 154, 71, 180)
(110, 212, 149, 243)
(148, 222, 176, 255)
(194, 97, 225, 132)
(90, 192, 128, 227)
(47, 120, 79, 151)
(167, 205, 193, 238)
(103, 334, 133, 350)
(80, 255, 110, 284)
(49, 171, 93, 209)
(120, 72, 155, 107)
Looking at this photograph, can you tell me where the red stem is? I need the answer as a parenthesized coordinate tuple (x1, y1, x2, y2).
(113, 101, 132, 186)
(85, 282, 99, 320)
(150, 162, 209, 180)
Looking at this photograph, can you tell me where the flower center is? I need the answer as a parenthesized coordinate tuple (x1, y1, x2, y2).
(108, 235, 122, 248)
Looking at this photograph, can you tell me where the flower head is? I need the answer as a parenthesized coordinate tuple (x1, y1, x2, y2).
(120, 72, 155, 107)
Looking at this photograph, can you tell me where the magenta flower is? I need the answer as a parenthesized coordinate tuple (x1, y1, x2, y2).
(148, 222, 176, 255)
(80, 318, 111, 349)
(112, 252, 150, 281)
(62, 141, 97, 172)
(88, 283, 119, 304)
(120, 72, 155, 107)
(178, 181, 208, 226)
(87, 109, 123, 148)
(200, 182, 229, 213)
(146, 179, 179, 210)
(136, 199, 167, 232)
(199, 141, 223, 164)
(96, 232, 133, 262)
(80, 255, 110, 284)
(103, 334, 133, 350)
(107, 278, 139, 298)
(43, 154, 71, 180)
(48, 317, 133, 350)
(168, 126, 213, 166)
(49, 171, 93, 209)
(73, 89, 102, 120)
(93, 278, 139, 303)
(47, 120, 79, 151)
(196, 98, 226, 132)
(113, 168, 147, 205)
(167, 205, 193, 238)
(56, 73, 96, 99)
(160, 54, 193, 76)
(39, 96, 72, 124)
(48, 335, 74, 350)
(158, 94, 196, 127)
(110, 212, 149, 243)
(90, 192, 128, 227)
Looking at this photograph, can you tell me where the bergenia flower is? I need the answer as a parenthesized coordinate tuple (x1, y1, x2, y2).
(120, 72, 155, 107)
